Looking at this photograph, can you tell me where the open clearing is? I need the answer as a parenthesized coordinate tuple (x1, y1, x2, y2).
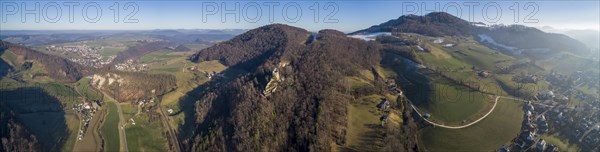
(343, 95, 387, 151)
(121, 103, 168, 152)
(75, 77, 103, 102)
(101, 101, 121, 152)
(418, 98, 523, 151)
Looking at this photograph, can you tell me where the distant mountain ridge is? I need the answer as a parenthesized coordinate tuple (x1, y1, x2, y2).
(351, 12, 475, 36)
(352, 12, 591, 56)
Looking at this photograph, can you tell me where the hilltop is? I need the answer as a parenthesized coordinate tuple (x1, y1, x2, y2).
(352, 12, 590, 56)
(351, 12, 474, 36)
(183, 24, 416, 151)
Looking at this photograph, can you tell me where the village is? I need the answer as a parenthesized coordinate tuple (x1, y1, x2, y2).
(502, 88, 600, 151)
(72, 100, 102, 141)
(114, 59, 148, 72)
(45, 45, 114, 68)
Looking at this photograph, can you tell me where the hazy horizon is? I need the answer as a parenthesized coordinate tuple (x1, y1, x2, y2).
(1, 1, 598, 32)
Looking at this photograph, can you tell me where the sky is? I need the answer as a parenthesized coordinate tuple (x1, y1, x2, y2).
(0, 0, 598, 32)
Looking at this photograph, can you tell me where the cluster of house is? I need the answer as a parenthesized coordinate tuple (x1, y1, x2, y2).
(571, 71, 600, 90)
(545, 102, 600, 151)
(46, 45, 114, 68)
(134, 97, 156, 107)
(506, 101, 559, 152)
(72, 100, 101, 141)
(505, 93, 600, 151)
(114, 59, 148, 72)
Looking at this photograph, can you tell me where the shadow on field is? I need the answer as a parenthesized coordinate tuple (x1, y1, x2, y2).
(0, 49, 13, 77)
(0, 87, 69, 151)
(338, 124, 386, 152)
(380, 53, 434, 109)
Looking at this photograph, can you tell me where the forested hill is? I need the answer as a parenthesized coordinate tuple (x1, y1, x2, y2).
(0, 106, 42, 152)
(190, 24, 311, 67)
(184, 24, 384, 151)
(482, 25, 589, 55)
(350, 12, 475, 36)
(352, 12, 591, 56)
(0, 41, 89, 82)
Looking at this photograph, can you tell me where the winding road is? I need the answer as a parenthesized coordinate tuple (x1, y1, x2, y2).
(405, 96, 500, 129)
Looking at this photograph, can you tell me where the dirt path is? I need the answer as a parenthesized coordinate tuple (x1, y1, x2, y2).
(406, 96, 500, 129)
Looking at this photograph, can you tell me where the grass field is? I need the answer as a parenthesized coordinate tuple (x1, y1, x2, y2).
(0, 79, 81, 152)
(495, 74, 551, 98)
(343, 95, 387, 151)
(75, 77, 103, 102)
(183, 43, 209, 50)
(100, 46, 126, 60)
(415, 36, 515, 71)
(101, 102, 121, 152)
(139, 50, 180, 63)
(535, 52, 600, 74)
(576, 85, 599, 98)
(418, 98, 524, 151)
(17, 112, 79, 152)
(39, 82, 81, 108)
(343, 93, 403, 152)
(159, 60, 227, 133)
(121, 103, 168, 152)
(416, 82, 493, 125)
(396, 36, 522, 125)
(2, 50, 54, 83)
(1, 50, 19, 66)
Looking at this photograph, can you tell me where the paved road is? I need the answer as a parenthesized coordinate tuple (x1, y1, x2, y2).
(405, 96, 500, 129)
(579, 122, 600, 142)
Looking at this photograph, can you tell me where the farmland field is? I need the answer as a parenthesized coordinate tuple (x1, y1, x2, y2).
(343, 95, 387, 151)
(101, 102, 121, 152)
(75, 77, 103, 102)
(1, 84, 81, 152)
(18, 112, 79, 152)
(121, 103, 168, 152)
(418, 98, 524, 151)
